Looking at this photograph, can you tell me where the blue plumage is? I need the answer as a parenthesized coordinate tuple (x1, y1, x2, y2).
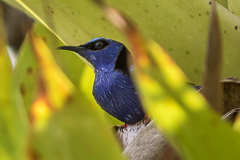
(59, 38, 145, 124)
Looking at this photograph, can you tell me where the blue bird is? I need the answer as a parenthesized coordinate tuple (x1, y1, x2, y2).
(59, 37, 145, 124)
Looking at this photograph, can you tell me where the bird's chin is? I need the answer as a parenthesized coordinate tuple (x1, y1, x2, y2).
(75, 54, 94, 69)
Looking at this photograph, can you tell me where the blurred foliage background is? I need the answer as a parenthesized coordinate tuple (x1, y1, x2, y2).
(1, 0, 240, 159)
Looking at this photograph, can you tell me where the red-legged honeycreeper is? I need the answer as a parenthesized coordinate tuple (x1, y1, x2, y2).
(59, 37, 145, 124)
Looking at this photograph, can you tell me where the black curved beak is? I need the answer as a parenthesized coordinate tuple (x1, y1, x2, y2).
(58, 45, 94, 68)
(58, 46, 87, 52)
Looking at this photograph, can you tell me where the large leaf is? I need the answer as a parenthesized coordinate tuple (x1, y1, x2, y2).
(134, 40, 240, 160)
(0, 9, 27, 160)
(5, 0, 240, 84)
(32, 91, 124, 160)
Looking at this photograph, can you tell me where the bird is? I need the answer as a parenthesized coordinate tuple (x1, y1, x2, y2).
(59, 37, 146, 124)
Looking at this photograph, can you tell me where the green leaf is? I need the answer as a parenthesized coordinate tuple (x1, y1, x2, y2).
(134, 40, 240, 160)
(228, 0, 240, 17)
(32, 91, 124, 160)
(0, 9, 28, 160)
(216, 0, 228, 8)
(5, 0, 240, 84)
(14, 32, 39, 110)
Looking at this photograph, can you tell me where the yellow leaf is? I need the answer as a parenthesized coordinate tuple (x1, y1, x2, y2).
(30, 33, 74, 109)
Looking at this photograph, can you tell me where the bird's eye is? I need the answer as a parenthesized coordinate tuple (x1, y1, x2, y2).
(84, 39, 109, 51)
(95, 41, 104, 50)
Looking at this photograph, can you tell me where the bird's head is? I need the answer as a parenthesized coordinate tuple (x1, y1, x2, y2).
(59, 37, 131, 74)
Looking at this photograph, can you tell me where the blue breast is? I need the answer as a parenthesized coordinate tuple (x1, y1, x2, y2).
(93, 70, 145, 124)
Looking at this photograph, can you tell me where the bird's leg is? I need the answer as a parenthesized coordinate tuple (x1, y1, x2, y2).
(120, 123, 128, 132)
(142, 115, 151, 126)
